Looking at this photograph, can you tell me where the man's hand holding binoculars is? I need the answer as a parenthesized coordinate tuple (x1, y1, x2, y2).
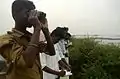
(28, 10, 47, 31)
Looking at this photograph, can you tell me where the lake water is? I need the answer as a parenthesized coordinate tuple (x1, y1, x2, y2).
(73, 35, 120, 44)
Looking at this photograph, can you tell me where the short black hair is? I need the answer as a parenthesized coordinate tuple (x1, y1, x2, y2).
(12, 0, 35, 19)
(51, 27, 66, 38)
(63, 27, 68, 32)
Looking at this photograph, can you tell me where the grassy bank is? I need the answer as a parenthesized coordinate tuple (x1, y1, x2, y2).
(69, 38, 120, 79)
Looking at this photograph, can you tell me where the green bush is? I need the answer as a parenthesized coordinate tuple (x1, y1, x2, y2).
(69, 38, 120, 79)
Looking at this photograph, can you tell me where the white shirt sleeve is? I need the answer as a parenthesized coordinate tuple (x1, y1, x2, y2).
(59, 40, 67, 54)
(54, 44, 61, 61)
(39, 53, 47, 69)
(55, 43, 65, 59)
(58, 50, 65, 59)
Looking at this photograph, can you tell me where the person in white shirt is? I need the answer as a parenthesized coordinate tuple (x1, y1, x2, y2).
(58, 32, 72, 79)
(39, 28, 66, 79)
(51, 27, 72, 79)
(40, 27, 72, 79)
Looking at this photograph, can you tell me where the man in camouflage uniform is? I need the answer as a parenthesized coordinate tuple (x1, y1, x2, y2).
(0, 0, 55, 79)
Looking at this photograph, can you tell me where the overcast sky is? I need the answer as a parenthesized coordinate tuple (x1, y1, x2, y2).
(0, 0, 120, 35)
